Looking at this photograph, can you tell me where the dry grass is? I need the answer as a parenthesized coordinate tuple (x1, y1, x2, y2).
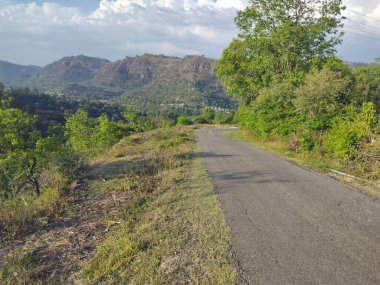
(1, 126, 236, 284)
(80, 127, 236, 284)
(0, 169, 68, 242)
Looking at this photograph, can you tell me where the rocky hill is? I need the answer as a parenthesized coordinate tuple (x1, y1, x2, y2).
(0, 54, 235, 112)
(32, 55, 110, 88)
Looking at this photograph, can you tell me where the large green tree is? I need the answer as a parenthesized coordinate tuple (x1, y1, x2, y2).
(0, 104, 41, 197)
(217, 0, 344, 102)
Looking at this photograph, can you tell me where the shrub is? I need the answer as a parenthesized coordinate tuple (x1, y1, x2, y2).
(235, 82, 298, 140)
(324, 102, 378, 160)
(300, 130, 315, 151)
(324, 117, 370, 160)
(194, 116, 208, 124)
(176, 116, 192, 126)
(213, 111, 224, 124)
(287, 133, 301, 152)
(201, 107, 215, 123)
(294, 68, 353, 130)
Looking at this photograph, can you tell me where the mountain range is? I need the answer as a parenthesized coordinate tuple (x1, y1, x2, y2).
(0, 54, 234, 113)
(0, 60, 41, 84)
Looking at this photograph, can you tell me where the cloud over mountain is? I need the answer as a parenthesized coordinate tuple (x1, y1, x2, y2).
(0, 0, 379, 65)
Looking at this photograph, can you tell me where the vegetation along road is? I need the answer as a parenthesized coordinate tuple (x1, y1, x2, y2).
(199, 128, 380, 285)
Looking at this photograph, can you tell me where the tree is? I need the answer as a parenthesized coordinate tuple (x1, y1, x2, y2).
(201, 107, 215, 123)
(65, 110, 97, 157)
(0, 107, 41, 197)
(294, 68, 352, 130)
(93, 115, 123, 149)
(217, 0, 344, 102)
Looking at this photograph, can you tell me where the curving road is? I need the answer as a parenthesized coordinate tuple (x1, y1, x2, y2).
(198, 128, 380, 285)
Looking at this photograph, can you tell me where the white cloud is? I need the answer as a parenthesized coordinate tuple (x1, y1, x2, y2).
(0, 0, 379, 65)
(338, 0, 380, 62)
(0, 0, 245, 65)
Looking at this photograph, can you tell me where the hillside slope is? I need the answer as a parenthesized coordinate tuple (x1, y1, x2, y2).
(0, 54, 235, 112)
(0, 61, 40, 85)
(32, 55, 110, 89)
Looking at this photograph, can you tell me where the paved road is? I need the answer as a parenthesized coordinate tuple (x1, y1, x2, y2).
(198, 128, 380, 285)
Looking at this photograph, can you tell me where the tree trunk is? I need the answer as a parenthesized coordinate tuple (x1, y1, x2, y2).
(28, 157, 40, 196)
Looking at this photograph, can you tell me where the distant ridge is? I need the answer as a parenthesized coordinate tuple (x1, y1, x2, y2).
(343, 61, 379, 68)
(0, 60, 41, 85)
(0, 54, 235, 111)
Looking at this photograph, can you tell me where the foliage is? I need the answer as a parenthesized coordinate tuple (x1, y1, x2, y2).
(353, 65, 380, 112)
(0, 83, 155, 202)
(124, 110, 155, 132)
(323, 103, 376, 160)
(294, 68, 353, 130)
(5, 87, 125, 134)
(217, 0, 380, 168)
(201, 107, 215, 123)
(65, 110, 129, 158)
(176, 116, 192, 126)
(217, 0, 344, 101)
(0, 108, 40, 153)
(65, 110, 98, 157)
(194, 115, 208, 124)
(235, 82, 299, 139)
(213, 110, 236, 124)
(94, 115, 125, 149)
(0, 106, 41, 198)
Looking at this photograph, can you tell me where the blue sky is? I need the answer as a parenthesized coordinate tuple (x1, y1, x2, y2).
(1, 0, 379, 66)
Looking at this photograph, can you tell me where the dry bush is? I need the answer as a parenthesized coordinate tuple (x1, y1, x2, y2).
(287, 132, 301, 153)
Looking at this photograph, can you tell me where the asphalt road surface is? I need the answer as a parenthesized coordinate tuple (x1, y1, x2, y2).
(198, 128, 380, 285)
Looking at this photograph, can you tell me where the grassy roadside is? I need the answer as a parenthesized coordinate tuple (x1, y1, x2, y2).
(227, 130, 380, 199)
(0, 126, 236, 284)
(80, 127, 236, 284)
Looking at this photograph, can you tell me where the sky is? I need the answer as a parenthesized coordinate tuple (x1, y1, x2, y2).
(0, 0, 379, 66)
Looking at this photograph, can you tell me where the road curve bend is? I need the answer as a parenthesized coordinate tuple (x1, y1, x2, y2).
(198, 128, 380, 285)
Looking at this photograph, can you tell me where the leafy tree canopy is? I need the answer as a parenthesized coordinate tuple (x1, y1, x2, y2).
(217, 0, 345, 102)
(353, 65, 380, 112)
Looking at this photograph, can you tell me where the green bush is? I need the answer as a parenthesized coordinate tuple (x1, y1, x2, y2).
(213, 111, 224, 124)
(324, 102, 379, 160)
(324, 117, 370, 160)
(294, 68, 353, 131)
(194, 116, 208, 124)
(201, 107, 215, 123)
(300, 131, 315, 151)
(176, 116, 192, 126)
(235, 82, 298, 139)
